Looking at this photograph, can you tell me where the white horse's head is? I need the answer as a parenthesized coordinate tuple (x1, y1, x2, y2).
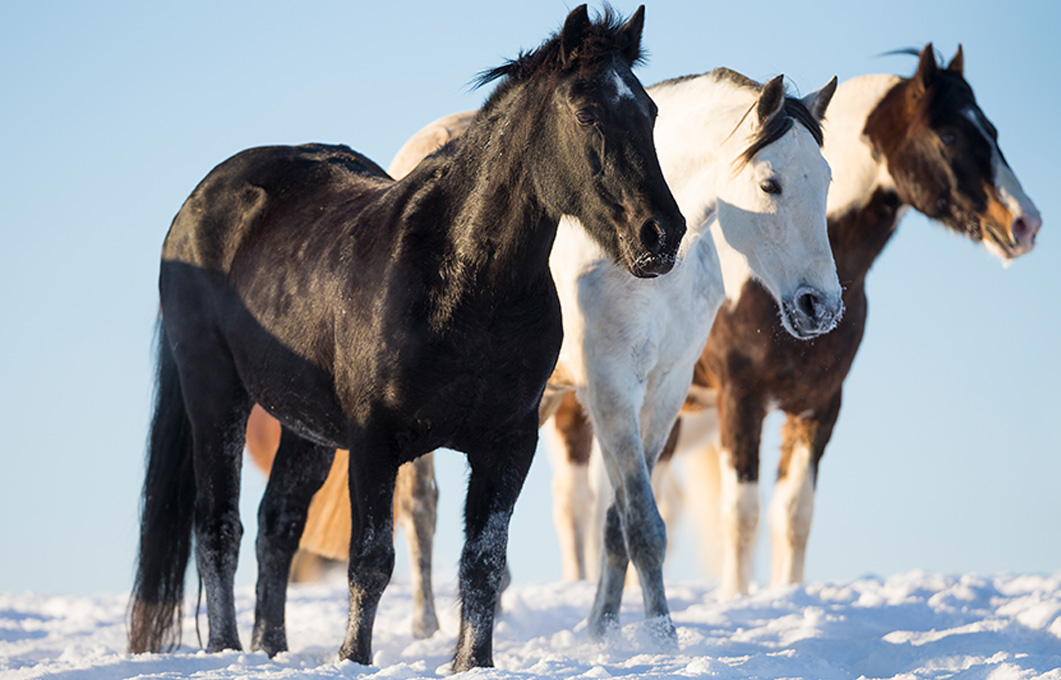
(714, 73, 842, 339)
(652, 70, 843, 339)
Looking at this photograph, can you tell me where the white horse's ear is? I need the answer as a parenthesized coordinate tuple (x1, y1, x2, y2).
(757, 75, 786, 124)
(560, 4, 591, 67)
(947, 44, 964, 75)
(800, 76, 838, 122)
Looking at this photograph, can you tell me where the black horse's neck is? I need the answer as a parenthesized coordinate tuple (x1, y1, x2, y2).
(390, 79, 561, 323)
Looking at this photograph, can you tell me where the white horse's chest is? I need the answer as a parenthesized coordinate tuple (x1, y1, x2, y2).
(552, 226, 722, 389)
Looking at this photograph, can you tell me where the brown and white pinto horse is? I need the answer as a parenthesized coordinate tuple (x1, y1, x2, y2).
(553, 43, 1041, 597)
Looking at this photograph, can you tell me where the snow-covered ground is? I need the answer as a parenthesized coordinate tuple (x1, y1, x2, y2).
(3, 572, 1061, 679)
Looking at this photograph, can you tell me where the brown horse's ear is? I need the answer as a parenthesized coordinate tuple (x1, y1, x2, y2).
(913, 43, 938, 93)
(801, 76, 838, 122)
(560, 4, 591, 67)
(619, 5, 646, 65)
(757, 74, 786, 124)
(947, 44, 964, 75)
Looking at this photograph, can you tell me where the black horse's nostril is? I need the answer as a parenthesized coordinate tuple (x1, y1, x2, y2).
(796, 290, 822, 321)
(639, 220, 666, 255)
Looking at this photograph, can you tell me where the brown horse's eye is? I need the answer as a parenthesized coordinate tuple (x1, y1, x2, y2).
(940, 131, 957, 146)
(576, 109, 597, 126)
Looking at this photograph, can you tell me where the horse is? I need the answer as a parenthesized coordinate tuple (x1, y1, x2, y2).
(127, 5, 687, 671)
(249, 66, 844, 642)
(553, 43, 1042, 599)
(243, 111, 480, 642)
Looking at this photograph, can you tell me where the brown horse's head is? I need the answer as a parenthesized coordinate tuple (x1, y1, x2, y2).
(866, 44, 1040, 261)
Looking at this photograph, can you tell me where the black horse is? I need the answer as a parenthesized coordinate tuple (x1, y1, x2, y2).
(128, 4, 684, 672)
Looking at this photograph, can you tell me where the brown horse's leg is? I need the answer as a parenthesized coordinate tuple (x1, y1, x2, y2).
(252, 430, 334, 656)
(245, 404, 282, 471)
(769, 391, 841, 588)
(546, 392, 594, 581)
(394, 454, 440, 639)
(716, 384, 765, 599)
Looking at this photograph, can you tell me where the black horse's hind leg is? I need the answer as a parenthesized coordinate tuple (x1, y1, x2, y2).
(453, 420, 537, 671)
(337, 434, 399, 665)
(177, 355, 252, 653)
(252, 429, 335, 656)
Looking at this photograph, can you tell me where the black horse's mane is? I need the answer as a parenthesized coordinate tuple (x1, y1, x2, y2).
(472, 6, 644, 112)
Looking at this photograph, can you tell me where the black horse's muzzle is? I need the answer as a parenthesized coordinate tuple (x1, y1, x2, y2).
(631, 217, 685, 278)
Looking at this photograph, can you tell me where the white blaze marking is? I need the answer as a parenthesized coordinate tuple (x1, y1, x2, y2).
(962, 106, 1039, 234)
(611, 69, 634, 102)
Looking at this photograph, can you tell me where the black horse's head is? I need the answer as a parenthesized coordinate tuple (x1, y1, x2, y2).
(866, 44, 1041, 262)
(477, 5, 685, 278)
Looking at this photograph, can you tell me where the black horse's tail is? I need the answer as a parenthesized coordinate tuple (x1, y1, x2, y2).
(128, 322, 196, 653)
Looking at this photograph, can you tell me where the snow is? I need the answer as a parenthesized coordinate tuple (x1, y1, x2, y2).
(3, 572, 1061, 679)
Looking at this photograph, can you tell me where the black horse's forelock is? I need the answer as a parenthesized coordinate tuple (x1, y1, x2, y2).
(472, 5, 645, 97)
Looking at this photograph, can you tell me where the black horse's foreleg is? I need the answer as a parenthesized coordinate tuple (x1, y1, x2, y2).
(252, 430, 335, 656)
(337, 440, 398, 665)
(453, 423, 536, 671)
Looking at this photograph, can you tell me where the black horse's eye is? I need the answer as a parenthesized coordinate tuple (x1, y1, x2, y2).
(575, 109, 597, 126)
(760, 178, 782, 195)
(940, 131, 957, 146)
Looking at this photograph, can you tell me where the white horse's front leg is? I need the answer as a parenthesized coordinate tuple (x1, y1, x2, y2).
(584, 389, 670, 638)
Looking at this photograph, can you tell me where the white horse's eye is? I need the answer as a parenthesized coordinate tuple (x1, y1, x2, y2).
(760, 179, 782, 195)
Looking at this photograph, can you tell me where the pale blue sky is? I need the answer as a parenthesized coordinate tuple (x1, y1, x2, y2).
(1, 1, 1057, 596)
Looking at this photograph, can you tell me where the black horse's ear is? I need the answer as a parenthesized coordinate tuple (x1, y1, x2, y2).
(800, 75, 838, 122)
(914, 43, 938, 92)
(619, 5, 646, 65)
(560, 4, 591, 67)
(757, 74, 786, 124)
(947, 44, 964, 75)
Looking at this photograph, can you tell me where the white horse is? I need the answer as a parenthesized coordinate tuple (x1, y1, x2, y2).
(543, 70, 840, 636)
(250, 68, 843, 639)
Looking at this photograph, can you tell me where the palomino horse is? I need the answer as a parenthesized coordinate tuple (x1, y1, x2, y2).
(250, 67, 843, 641)
(128, 6, 686, 671)
(555, 44, 1042, 598)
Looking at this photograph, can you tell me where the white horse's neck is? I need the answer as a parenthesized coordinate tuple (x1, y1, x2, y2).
(649, 75, 757, 239)
(821, 74, 902, 218)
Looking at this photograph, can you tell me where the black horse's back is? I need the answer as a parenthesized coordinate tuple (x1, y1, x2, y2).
(163, 143, 391, 272)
